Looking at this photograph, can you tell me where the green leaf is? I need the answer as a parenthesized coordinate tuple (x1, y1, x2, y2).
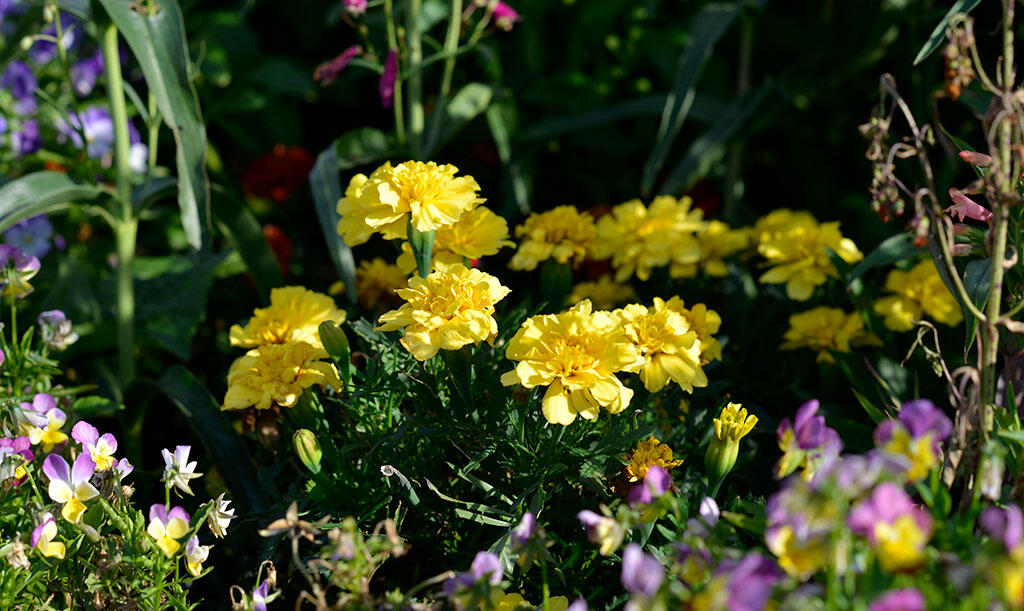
(333, 127, 397, 171)
(0, 171, 105, 232)
(72, 396, 124, 418)
(318, 321, 352, 391)
(98, 0, 211, 250)
(913, 0, 984, 66)
(309, 144, 358, 303)
(425, 82, 493, 155)
(485, 98, 531, 216)
(158, 365, 267, 513)
(132, 176, 177, 212)
(641, 3, 738, 196)
(847, 233, 926, 284)
(661, 88, 766, 194)
(963, 257, 991, 357)
(210, 186, 284, 303)
(939, 125, 987, 179)
(851, 387, 889, 424)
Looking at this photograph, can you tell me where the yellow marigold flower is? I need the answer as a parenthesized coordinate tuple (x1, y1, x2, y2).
(780, 306, 879, 364)
(222, 342, 341, 411)
(336, 167, 405, 246)
(492, 593, 569, 611)
(398, 206, 514, 273)
(751, 208, 816, 247)
(347, 258, 409, 310)
(596, 196, 705, 281)
(501, 300, 641, 425)
(660, 297, 723, 362)
(758, 213, 862, 301)
(229, 286, 346, 350)
(361, 160, 483, 233)
(508, 205, 599, 271)
(569, 275, 636, 310)
(615, 299, 708, 393)
(671, 220, 751, 279)
(624, 435, 684, 482)
(377, 264, 511, 361)
(713, 403, 757, 443)
(874, 259, 962, 332)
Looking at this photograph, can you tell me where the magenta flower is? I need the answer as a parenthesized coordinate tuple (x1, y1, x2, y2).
(314, 45, 361, 85)
(620, 543, 663, 599)
(868, 588, 925, 611)
(342, 0, 367, 15)
(708, 553, 783, 611)
(847, 482, 933, 572)
(0, 436, 33, 485)
(874, 399, 952, 482)
(946, 188, 992, 223)
(379, 49, 398, 108)
(71, 421, 118, 471)
(627, 464, 671, 505)
(776, 399, 843, 480)
(492, 2, 521, 31)
(0, 244, 41, 299)
(980, 504, 1024, 552)
(43, 453, 99, 524)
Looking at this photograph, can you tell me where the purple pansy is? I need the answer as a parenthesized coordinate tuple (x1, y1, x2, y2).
(57, 106, 148, 173)
(253, 580, 270, 611)
(775, 399, 843, 480)
(379, 49, 398, 108)
(4, 215, 53, 259)
(71, 421, 118, 471)
(0, 243, 40, 299)
(70, 50, 104, 97)
(627, 464, 671, 505)
(10, 118, 41, 156)
(42, 452, 99, 523)
(621, 543, 663, 599)
(510, 511, 535, 550)
(712, 553, 784, 611)
(874, 399, 952, 482)
(868, 588, 925, 611)
(980, 504, 1024, 552)
(444, 551, 503, 594)
(1, 60, 38, 115)
(0, 436, 32, 485)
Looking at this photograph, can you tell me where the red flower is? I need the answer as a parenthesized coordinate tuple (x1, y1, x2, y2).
(262, 225, 294, 277)
(242, 145, 316, 203)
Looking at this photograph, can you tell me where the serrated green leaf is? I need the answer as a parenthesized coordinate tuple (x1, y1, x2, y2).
(98, 0, 211, 250)
(913, 0, 984, 66)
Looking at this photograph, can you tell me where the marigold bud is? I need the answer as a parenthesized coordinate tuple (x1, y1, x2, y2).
(293, 429, 323, 474)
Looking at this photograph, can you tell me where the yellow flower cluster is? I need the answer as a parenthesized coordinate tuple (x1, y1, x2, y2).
(756, 209, 863, 300)
(377, 264, 511, 361)
(780, 306, 879, 364)
(614, 298, 708, 393)
(508, 205, 599, 271)
(713, 403, 758, 443)
(223, 287, 343, 411)
(502, 300, 640, 425)
(874, 259, 962, 332)
(569, 275, 636, 310)
(624, 435, 684, 482)
(595, 196, 704, 281)
(331, 258, 409, 311)
(397, 206, 514, 273)
(671, 220, 751, 279)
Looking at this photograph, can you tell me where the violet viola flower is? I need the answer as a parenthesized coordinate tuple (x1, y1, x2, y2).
(567, 600, 588, 611)
(0, 436, 33, 485)
(57, 106, 148, 173)
(764, 476, 835, 580)
(577, 509, 624, 556)
(184, 535, 210, 577)
(510, 511, 535, 550)
(147, 503, 190, 557)
(71, 421, 117, 471)
(314, 45, 361, 85)
(38, 309, 79, 350)
(874, 399, 953, 482)
(4, 215, 53, 259)
(69, 50, 103, 97)
(868, 588, 925, 611)
(684, 496, 720, 538)
(379, 49, 398, 108)
(775, 399, 843, 481)
(20, 393, 67, 452)
(1, 60, 38, 115)
(343, 0, 367, 16)
(820, 451, 906, 498)
(946, 188, 993, 223)
(621, 543, 663, 599)
(253, 580, 270, 611)
(31, 511, 66, 559)
(43, 453, 99, 524)
(701, 553, 784, 611)
(443, 550, 503, 594)
(10, 119, 41, 156)
(29, 13, 79, 64)
(847, 482, 933, 572)
(0, 244, 40, 299)
(675, 544, 713, 586)
(627, 464, 671, 505)
(980, 504, 1024, 552)
(113, 457, 133, 482)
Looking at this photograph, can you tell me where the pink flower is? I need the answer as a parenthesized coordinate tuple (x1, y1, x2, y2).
(946, 188, 992, 222)
(343, 0, 367, 16)
(492, 2, 521, 31)
(314, 45, 361, 85)
(379, 49, 398, 108)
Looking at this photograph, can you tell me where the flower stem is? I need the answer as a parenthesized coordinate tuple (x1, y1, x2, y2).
(384, 0, 406, 147)
(405, 0, 424, 158)
(102, 22, 137, 386)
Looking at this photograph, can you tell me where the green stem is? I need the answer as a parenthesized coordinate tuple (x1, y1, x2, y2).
(541, 557, 551, 611)
(97, 498, 131, 537)
(405, 0, 424, 158)
(384, 0, 406, 148)
(723, 14, 753, 222)
(424, 0, 463, 155)
(147, 91, 159, 177)
(103, 22, 138, 387)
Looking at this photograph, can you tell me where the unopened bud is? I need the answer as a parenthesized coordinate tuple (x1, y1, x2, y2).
(292, 429, 322, 474)
(958, 150, 993, 167)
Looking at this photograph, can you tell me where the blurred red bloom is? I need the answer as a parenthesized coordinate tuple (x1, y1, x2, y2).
(242, 145, 316, 203)
(262, 225, 294, 277)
